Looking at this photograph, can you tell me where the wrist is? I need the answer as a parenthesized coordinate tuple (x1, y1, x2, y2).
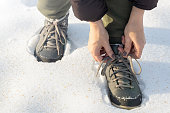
(128, 6, 144, 24)
(90, 20, 104, 29)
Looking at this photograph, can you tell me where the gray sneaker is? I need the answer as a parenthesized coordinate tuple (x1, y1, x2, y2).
(97, 45, 142, 110)
(34, 14, 69, 62)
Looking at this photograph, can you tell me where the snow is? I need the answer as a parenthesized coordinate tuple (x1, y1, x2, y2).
(0, 0, 170, 113)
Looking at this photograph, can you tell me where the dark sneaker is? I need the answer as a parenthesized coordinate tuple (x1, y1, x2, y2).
(97, 44, 142, 110)
(34, 14, 69, 62)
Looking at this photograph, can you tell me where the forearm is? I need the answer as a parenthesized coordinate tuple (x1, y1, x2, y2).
(127, 6, 144, 33)
(129, 6, 144, 23)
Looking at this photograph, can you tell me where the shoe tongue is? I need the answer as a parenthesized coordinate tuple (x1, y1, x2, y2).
(110, 44, 119, 55)
(49, 38, 56, 43)
(113, 65, 130, 83)
(110, 45, 131, 87)
(46, 34, 56, 47)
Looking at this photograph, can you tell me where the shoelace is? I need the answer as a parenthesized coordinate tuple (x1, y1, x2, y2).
(40, 20, 67, 55)
(96, 54, 142, 88)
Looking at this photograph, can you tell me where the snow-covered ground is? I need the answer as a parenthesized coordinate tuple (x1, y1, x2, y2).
(0, 0, 170, 113)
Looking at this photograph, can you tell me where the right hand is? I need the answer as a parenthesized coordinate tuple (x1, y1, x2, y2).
(88, 20, 115, 62)
(118, 6, 146, 59)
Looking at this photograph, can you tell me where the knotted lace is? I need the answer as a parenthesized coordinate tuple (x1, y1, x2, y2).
(96, 54, 142, 88)
(39, 20, 67, 55)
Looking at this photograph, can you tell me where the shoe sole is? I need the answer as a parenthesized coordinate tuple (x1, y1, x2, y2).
(111, 101, 141, 110)
(34, 50, 63, 62)
(109, 89, 142, 110)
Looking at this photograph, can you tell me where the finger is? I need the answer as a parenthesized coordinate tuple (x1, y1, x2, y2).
(117, 36, 125, 54)
(129, 41, 144, 59)
(93, 52, 103, 62)
(93, 57, 98, 62)
(132, 46, 143, 59)
(118, 46, 124, 54)
(129, 46, 135, 55)
(93, 49, 103, 62)
(94, 55, 103, 62)
(123, 36, 132, 57)
(100, 49, 106, 55)
(122, 36, 125, 45)
(103, 43, 115, 60)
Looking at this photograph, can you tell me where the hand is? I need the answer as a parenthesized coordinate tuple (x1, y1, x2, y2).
(88, 20, 114, 62)
(119, 6, 146, 59)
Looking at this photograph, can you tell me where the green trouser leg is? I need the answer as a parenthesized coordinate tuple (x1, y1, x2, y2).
(37, 0, 71, 19)
(103, 0, 132, 44)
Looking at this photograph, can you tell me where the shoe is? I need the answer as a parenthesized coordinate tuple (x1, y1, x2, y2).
(34, 14, 69, 62)
(97, 44, 142, 110)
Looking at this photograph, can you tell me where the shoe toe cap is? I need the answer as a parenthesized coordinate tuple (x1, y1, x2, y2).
(110, 91, 142, 108)
(35, 49, 63, 62)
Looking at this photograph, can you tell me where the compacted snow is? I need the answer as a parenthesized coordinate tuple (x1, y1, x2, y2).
(0, 0, 170, 113)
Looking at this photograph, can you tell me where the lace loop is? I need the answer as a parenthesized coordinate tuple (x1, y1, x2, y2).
(128, 55, 142, 75)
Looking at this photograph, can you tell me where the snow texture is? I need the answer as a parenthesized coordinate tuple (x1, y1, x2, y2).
(0, 0, 170, 113)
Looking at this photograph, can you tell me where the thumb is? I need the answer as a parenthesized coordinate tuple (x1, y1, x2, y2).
(133, 46, 143, 59)
(124, 36, 132, 56)
(103, 42, 115, 60)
